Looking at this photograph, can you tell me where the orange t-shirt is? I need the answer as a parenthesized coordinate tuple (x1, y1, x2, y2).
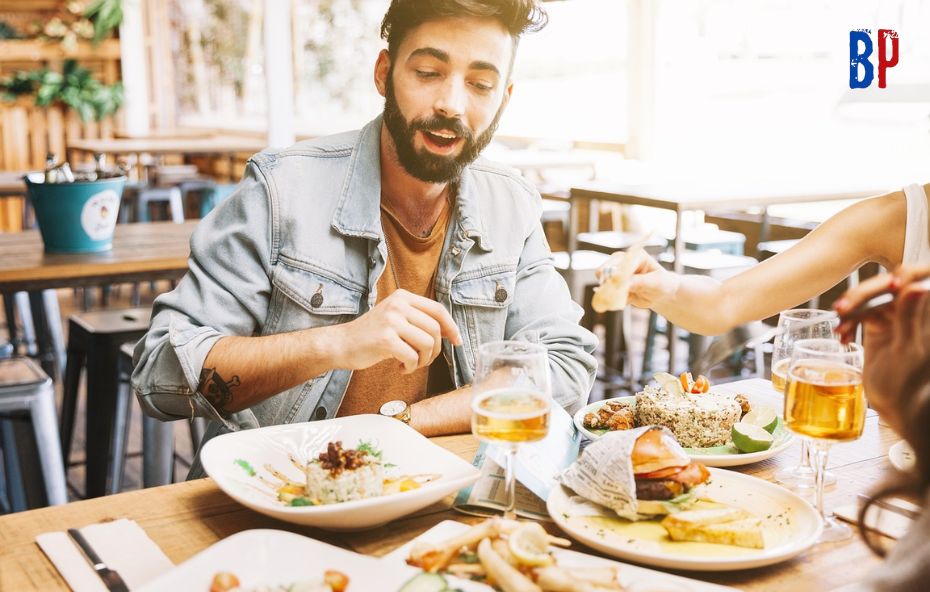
(337, 201, 452, 417)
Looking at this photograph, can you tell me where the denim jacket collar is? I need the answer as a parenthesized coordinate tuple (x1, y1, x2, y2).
(330, 115, 493, 252)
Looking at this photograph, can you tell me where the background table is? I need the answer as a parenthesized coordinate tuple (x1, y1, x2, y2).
(568, 181, 890, 373)
(0, 379, 900, 591)
(67, 136, 267, 183)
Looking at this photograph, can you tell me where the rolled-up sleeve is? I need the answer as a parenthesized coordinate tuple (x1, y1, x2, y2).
(505, 209, 598, 413)
(131, 160, 274, 423)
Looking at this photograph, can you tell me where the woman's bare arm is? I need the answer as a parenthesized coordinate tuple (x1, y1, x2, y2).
(621, 190, 906, 335)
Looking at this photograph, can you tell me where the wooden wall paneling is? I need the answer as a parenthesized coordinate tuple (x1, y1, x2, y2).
(29, 104, 48, 169)
(46, 106, 65, 163)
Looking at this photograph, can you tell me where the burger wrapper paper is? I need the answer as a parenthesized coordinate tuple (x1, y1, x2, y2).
(557, 426, 664, 521)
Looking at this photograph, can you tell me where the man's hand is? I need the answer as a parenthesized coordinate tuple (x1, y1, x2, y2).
(331, 289, 462, 374)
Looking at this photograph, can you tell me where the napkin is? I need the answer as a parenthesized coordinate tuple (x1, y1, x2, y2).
(834, 498, 919, 540)
(37, 518, 174, 591)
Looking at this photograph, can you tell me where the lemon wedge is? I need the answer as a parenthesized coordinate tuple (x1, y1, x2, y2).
(508, 522, 554, 567)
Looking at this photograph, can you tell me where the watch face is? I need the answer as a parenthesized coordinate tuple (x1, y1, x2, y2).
(380, 400, 406, 416)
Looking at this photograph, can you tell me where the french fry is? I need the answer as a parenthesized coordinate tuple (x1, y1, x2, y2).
(477, 538, 542, 592)
(534, 566, 623, 591)
(407, 518, 504, 572)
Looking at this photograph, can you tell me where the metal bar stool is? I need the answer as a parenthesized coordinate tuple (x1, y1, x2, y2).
(0, 356, 67, 510)
(59, 307, 151, 498)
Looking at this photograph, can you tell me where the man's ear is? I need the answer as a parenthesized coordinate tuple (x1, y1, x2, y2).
(374, 49, 391, 97)
(500, 80, 514, 111)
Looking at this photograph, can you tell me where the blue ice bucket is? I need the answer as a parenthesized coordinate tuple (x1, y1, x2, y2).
(24, 173, 126, 253)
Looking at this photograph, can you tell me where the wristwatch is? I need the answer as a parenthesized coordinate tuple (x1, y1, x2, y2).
(379, 400, 412, 424)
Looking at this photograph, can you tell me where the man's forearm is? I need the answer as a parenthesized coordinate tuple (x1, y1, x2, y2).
(409, 386, 474, 437)
(198, 325, 342, 413)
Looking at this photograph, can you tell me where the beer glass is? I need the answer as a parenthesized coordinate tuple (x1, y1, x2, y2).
(784, 339, 865, 542)
(771, 309, 838, 488)
(471, 341, 551, 519)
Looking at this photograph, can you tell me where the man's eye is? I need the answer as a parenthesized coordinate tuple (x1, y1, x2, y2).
(416, 70, 439, 79)
(471, 82, 493, 92)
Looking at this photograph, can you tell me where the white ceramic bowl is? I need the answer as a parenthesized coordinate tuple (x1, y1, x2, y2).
(200, 414, 481, 531)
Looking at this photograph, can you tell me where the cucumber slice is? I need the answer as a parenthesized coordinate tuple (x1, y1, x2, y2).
(397, 572, 455, 592)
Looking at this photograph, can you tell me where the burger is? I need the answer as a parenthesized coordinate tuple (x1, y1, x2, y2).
(632, 427, 710, 515)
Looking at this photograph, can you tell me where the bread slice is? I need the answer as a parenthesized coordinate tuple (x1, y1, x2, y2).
(661, 508, 765, 549)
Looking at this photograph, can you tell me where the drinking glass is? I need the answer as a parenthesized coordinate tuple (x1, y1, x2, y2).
(771, 309, 839, 488)
(471, 341, 551, 519)
(784, 339, 865, 543)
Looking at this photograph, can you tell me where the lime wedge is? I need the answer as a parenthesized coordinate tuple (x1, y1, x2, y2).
(731, 423, 774, 453)
(741, 406, 779, 434)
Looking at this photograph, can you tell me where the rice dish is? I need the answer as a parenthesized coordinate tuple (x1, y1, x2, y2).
(634, 384, 741, 448)
(305, 441, 384, 504)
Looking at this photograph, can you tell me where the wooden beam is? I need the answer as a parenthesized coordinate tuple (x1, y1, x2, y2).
(0, 39, 121, 62)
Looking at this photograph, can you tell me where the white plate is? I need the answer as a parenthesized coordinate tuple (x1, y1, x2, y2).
(138, 529, 416, 591)
(573, 395, 794, 467)
(200, 414, 481, 531)
(889, 440, 916, 472)
(384, 520, 737, 592)
(548, 468, 822, 571)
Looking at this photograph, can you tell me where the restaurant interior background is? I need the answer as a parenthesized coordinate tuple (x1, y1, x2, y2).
(0, 0, 926, 503)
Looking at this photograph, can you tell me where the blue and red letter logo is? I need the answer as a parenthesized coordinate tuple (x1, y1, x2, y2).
(849, 29, 899, 89)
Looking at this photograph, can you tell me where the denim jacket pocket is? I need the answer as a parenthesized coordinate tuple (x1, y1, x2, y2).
(269, 259, 364, 332)
(450, 265, 517, 370)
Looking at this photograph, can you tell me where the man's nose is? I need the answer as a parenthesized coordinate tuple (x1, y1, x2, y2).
(434, 76, 467, 119)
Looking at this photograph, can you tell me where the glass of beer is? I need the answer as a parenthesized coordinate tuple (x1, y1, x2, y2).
(471, 341, 551, 519)
(771, 309, 838, 489)
(784, 338, 865, 543)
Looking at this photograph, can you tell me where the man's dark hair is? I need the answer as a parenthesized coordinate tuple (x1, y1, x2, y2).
(380, 0, 547, 74)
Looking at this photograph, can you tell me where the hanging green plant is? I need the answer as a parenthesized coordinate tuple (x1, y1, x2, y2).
(83, 0, 123, 44)
(0, 60, 123, 122)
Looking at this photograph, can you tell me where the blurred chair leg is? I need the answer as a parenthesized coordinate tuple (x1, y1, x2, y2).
(59, 342, 85, 466)
(0, 419, 27, 512)
(109, 372, 133, 495)
(189, 417, 206, 453)
(29, 381, 67, 505)
(14, 291, 38, 356)
(41, 290, 66, 380)
(143, 415, 174, 487)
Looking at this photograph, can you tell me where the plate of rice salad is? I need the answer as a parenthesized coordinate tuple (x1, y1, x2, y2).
(200, 414, 481, 531)
(573, 373, 793, 467)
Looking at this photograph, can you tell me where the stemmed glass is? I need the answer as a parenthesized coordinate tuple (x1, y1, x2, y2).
(783, 339, 865, 543)
(771, 309, 839, 488)
(471, 341, 551, 520)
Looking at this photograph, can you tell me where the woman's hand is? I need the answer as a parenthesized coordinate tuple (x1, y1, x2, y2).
(596, 249, 680, 310)
(834, 265, 930, 431)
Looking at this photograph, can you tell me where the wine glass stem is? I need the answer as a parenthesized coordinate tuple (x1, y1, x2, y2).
(809, 439, 831, 519)
(503, 445, 517, 520)
(799, 439, 812, 470)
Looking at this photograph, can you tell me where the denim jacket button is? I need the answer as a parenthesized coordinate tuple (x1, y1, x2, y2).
(451, 246, 461, 256)
(495, 287, 508, 303)
(313, 407, 327, 420)
(310, 292, 324, 308)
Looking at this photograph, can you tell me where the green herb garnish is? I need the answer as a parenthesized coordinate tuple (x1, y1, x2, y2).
(288, 497, 316, 507)
(356, 440, 382, 458)
(234, 458, 256, 476)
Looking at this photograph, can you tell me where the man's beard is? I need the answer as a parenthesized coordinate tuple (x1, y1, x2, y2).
(383, 74, 505, 184)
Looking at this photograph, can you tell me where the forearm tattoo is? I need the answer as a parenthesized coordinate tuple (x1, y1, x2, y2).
(198, 367, 240, 411)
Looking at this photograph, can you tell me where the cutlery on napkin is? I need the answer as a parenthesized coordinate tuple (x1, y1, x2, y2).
(37, 519, 174, 591)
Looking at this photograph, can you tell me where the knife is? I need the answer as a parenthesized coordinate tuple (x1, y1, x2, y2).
(67, 528, 130, 592)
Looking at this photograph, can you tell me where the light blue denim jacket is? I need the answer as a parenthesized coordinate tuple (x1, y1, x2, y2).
(131, 116, 597, 468)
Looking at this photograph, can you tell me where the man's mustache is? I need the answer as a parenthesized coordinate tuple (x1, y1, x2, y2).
(411, 116, 473, 141)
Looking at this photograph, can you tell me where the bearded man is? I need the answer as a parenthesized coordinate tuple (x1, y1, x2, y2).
(133, 0, 596, 475)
